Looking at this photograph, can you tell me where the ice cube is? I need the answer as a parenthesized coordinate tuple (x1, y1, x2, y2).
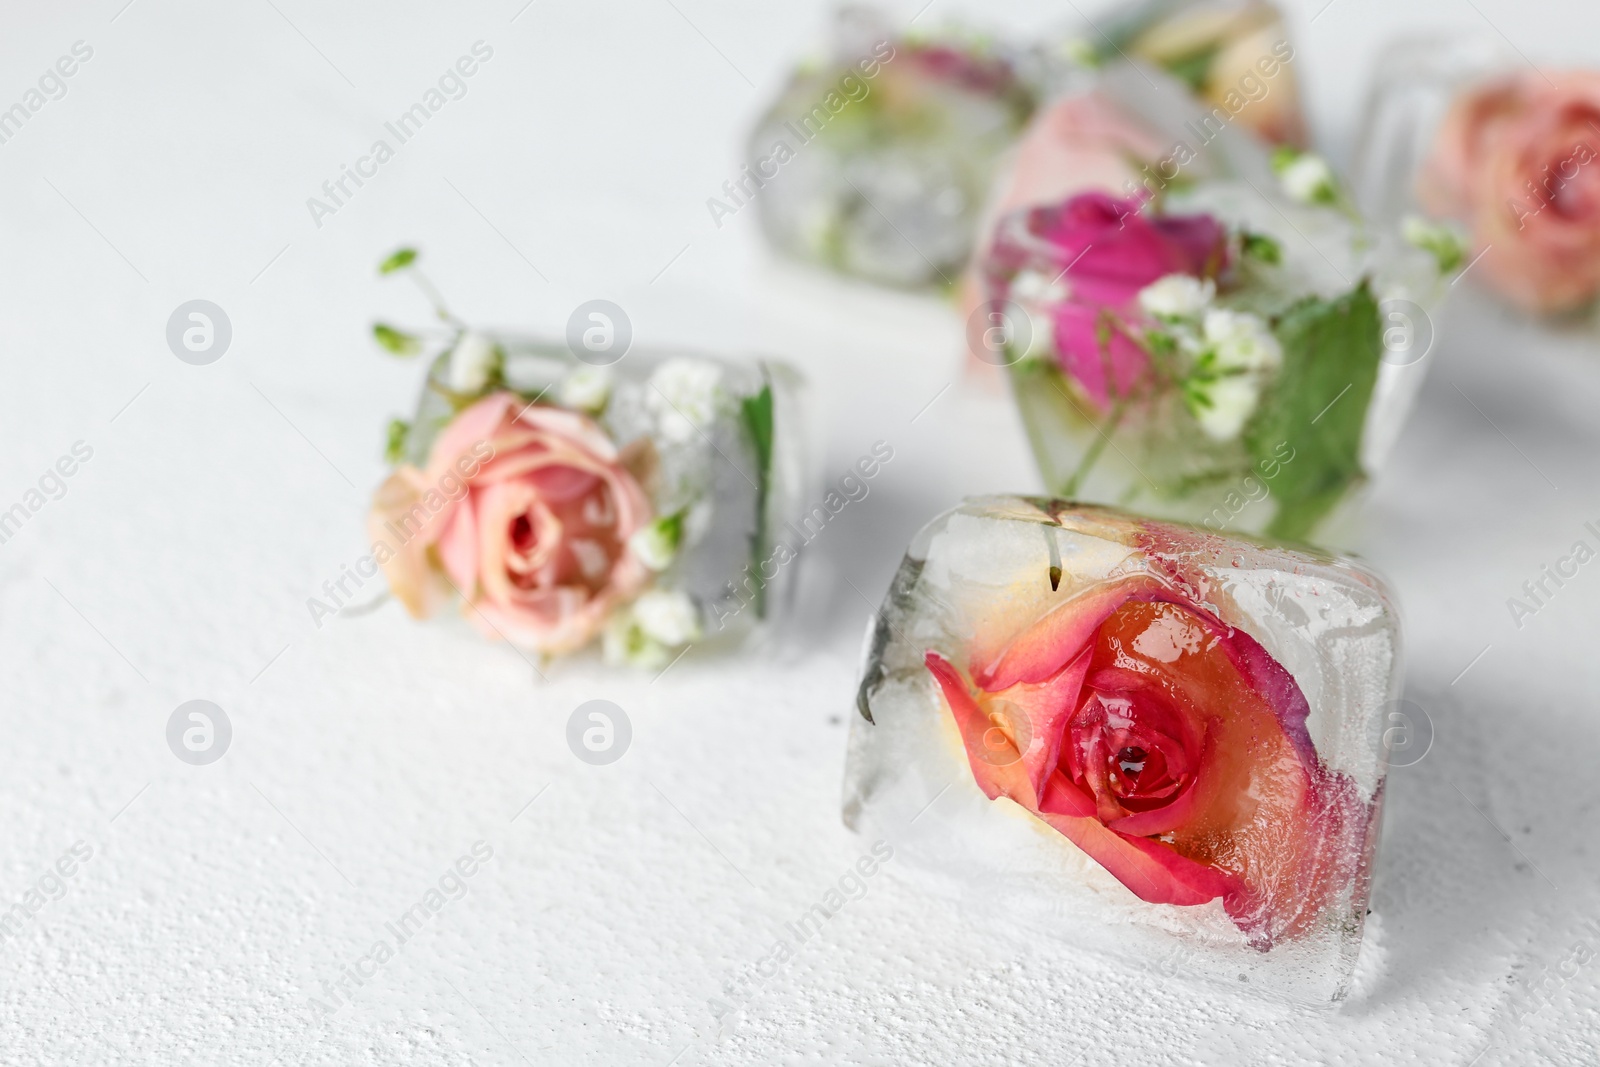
(979, 60, 1455, 545)
(747, 11, 1036, 287)
(379, 337, 808, 664)
(844, 497, 1399, 1005)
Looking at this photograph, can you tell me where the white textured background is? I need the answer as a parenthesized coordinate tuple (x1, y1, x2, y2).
(2, 0, 1598, 1063)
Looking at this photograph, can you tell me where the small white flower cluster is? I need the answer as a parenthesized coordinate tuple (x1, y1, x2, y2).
(603, 588, 703, 669)
(1273, 149, 1338, 207)
(646, 358, 727, 445)
(447, 331, 501, 394)
(1137, 274, 1215, 319)
(1401, 214, 1470, 276)
(1137, 273, 1282, 441)
(606, 357, 731, 668)
(557, 365, 612, 413)
(627, 514, 681, 571)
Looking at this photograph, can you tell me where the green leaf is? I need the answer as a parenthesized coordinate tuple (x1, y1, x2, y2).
(378, 247, 417, 274)
(1146, 330, 1178, 359)
(1241, 232, 1283, 265)
(741, 383, 775, 489)
(372, 322, 420, 356)
(740, 381, 775, 617)
(384, 418, 410, 464)
(1245, 283, 1382, 542)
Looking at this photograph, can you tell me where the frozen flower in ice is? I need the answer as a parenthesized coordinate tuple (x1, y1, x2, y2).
(920, 506, 1377, 947)
(1137, 274, 1215, 319)
(1008, 191, 1228, 410)
(1203, 309, 1281, 371)
(647, 358, 725, 445)
(447, 331, 499, 394)
(1419, 70, 1600, 312)
(558, 365, 612, 414)
(632, 589, 702, 647)
(1275, 151, 1337, 206)
(628, 511, 684, 572)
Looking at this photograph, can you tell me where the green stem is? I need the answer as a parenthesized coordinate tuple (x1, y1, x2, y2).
(1060, 396, 1127, 498)
(408, 268, 462, 326)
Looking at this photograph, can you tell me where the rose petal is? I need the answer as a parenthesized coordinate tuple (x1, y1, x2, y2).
(1034, 787, 1238, 907)
(434, 491, 480, 598)
(1084, 599, 1364, 944)
(976, 575, 1167, 690)
(985, 646, 1094, 801)
(926, 652, 1039, 808)
(516, 404, 619, 461)
(1051, 305, 1152, 409)
(425, 393, 518, 478)
(367, 467, 447, 618)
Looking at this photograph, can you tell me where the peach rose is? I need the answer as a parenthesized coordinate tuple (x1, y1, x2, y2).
(1126, 3, 1306, 148)
(927, 569, 1368, 947)
(1420, 70, 1600, 313)
(369, 393, 653, 653)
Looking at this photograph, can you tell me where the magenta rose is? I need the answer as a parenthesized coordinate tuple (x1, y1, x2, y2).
(993, 192, 1228, 408)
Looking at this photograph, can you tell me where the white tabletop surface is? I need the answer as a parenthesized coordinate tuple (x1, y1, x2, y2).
(2, 0, 1598, 1063)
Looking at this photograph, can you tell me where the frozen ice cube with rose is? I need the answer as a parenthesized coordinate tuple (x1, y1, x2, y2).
(364, 251, 809, 669)
(975, 62, 1459, 544)
(844, 497, 1401, 1004)
(746, 8, 1037, 287)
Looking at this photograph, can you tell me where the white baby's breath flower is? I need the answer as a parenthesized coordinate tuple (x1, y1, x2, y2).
(631, 589, 702, 647)
(601, 612, 670, 670)
(1182, 309, 1280, 442)
(647, 358, 725, 445)
(1203, 309, 1281, 371)
(627, 513, 682, 571)
(1279, 153, 1337, 205)
(1009, 269, 1069, 305)
(1401, 214, 1469, 275)
(557, 365, 612, 413)
(447, 331, 499, 394)
(1138, 274, 1215, 319)
(1193, 376, 1261, 441)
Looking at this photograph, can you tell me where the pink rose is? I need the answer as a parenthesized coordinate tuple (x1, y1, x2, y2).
(999, 93, 1173, 214)
(989, 192, 1228, 408)
(369, 393, 653, 653)
(1420, 70, 1600, 313)
(926, 567, 1368, 947)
